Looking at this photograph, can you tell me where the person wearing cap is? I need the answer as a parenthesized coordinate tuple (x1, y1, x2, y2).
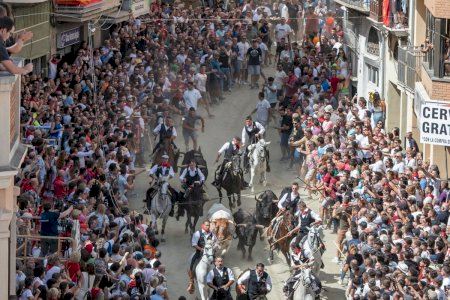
(206, 256, 235, 299)
(148, 154, 175, 180)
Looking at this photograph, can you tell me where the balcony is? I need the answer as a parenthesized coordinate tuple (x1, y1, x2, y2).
(54, 0, 121, 22)
(397, 47, 424, 92)
(369, 0, 383, 23)
(334, 0, 369, 14)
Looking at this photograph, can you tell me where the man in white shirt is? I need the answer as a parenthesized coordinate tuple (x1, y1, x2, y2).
(188, 221, 217, 293)
(212, 137, 243, 187)
(237, 263, 272, 297)
(250, 92, 272, 127)
(237, 37, 250, 85)
(206, 257, 235, 299)
(241, 116, 266, 147)
(277, 182, 301, 212)
(152, 117, 178, 153)
(179, 159, 206, 189)
(392, 152, 405, 174)
(275, 18, 292, 43)
(241, 116, 267, 172)
(183, 81, 213, 118)
(148, 155, 175, 179)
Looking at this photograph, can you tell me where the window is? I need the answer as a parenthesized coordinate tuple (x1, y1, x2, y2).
(367, 27, 380, 56)
(366, 64, 379, 85)
(425, 9, 435, 71)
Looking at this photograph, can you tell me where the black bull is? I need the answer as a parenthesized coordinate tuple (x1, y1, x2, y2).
(254, 190, 279, 227)
(233, 208, 264, 261)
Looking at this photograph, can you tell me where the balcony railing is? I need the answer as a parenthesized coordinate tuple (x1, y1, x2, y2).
(398, 47, 424, 92)
(334, 0, 369, 13)
(369, 0, 383, 22)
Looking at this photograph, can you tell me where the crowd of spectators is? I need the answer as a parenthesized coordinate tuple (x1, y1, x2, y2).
(12, 0, 306, 298)
(268, 2, 450, 300)
(9, 0, 450, 298)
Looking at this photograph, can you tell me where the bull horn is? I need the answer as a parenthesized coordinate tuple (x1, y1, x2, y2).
(254, 196, 261, 202)
(255, 225, 265, 229)
(228, 220, 236, 225)
(197, 164, 206, 168)
(179, 164, 188, 168)
(236, 224, 247, 227)
(272, 199, 279, 203)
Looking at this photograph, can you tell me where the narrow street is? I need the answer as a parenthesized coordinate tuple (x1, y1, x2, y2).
(130, 73, 346, 299)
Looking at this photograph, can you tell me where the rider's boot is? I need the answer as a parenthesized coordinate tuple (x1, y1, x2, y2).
(187, 270, 195, 294)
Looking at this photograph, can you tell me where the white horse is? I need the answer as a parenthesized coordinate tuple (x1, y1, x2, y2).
(150, 175, 172, 242)
(195, 239, 216, 300)
(247, 139, 270, 192)
(301, 226, 324, 276)
(292, 267, 319, 300)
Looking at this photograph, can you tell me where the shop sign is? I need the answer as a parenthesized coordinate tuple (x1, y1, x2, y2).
(57, 27, 81, 49)
(420, 101, 450, 146)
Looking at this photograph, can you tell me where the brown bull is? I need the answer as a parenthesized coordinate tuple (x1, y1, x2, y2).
(266, 212, 294, 265)
(210, 218, 234, 257)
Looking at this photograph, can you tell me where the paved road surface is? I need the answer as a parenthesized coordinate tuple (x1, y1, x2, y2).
(130, 74, 346, 299)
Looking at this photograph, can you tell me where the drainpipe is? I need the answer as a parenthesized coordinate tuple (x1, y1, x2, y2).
(380, 30, 387, 98)
(409, 0, 415, 46)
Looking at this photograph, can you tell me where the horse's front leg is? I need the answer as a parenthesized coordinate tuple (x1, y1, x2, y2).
(151, 213, 158, 234)
(237, 191, 241, 207)
(185, 212, 190, 234)
(227, 191, 234, 210)
(249, 168, 255, 193)
(192, 215, 199, 235)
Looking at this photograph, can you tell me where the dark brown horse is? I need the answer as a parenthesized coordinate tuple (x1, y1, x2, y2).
(267, 212, 294, 265)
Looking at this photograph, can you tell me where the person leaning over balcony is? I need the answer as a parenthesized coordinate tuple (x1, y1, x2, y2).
(0, 16, 33, 75)
(0, 2, 33, 55)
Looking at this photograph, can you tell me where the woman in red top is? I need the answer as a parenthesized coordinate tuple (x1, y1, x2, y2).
(66, 252, 81, 283)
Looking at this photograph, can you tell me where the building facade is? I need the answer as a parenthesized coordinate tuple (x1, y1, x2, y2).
(338, 0, 450, 179)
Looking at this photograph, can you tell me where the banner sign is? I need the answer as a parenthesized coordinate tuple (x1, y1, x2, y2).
(420, 101, 450, 146)
(57, 27, 81, 49)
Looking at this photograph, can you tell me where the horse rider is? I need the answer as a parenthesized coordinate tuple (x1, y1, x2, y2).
(241, 116, 269, 172)
(283, 243, 322, 299)
(179, 159, 205, 193)
(148, 154, 175, 180)
(237, 262, 272, 300)
(187, 220, 217, 294)
(206, 256, 235, 300)
(152, 116, 177, 153)
(212, 136, 243, 187)
(288, 201, 322, 248)
(277, 182, 301, 215)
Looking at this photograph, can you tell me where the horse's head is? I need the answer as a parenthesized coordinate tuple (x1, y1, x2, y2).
(158, 176, 170, 194)
(306, 225, 323, 249)
(301, 267, 313, 287)
(230, 155, 241, 172)
(251, 140, 271, 164)
(202, 239, 216, 263)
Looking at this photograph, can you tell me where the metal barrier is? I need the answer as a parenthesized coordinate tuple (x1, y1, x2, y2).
(16, 234, 77, 262)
